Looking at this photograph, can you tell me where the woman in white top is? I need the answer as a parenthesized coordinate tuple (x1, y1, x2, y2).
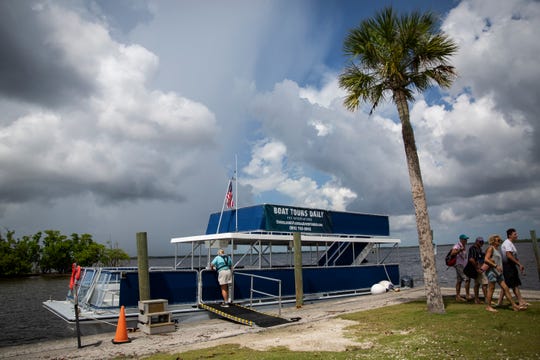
(484, 234, 525, 313)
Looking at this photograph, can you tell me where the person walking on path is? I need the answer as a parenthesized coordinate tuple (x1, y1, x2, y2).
(465, 236, 488, 304)
(211, 249, 233, 307)
(484, 234, 525, 313)
(451, 234, 470, 302)
(500, 228, 529, 307)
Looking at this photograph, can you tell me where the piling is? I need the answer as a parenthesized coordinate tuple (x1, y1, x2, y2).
(137, 232, 151, 301)
(530, 230, 540, 282)
(293, 232, 303, 308)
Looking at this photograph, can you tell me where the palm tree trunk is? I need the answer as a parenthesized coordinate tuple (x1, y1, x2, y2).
(394, 90, 445, 314)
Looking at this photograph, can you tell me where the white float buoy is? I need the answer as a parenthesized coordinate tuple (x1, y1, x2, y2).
(378, 280, 394, 291)
(370, 283, 386, 295)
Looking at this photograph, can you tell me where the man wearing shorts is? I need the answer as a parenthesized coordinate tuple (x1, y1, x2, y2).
(501, 228, 529, 307)
(451, 234, 469, 302)
(467, 237, 488, 304)
(211, 249, 233, 307)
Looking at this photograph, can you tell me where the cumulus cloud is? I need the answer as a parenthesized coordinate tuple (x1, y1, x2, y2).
(0, 2, 219, 209)
(443, 0, 540, 159)
(239, 0, 540, 243)
(0, 2, 227, 254)
(241, 138, 357, 210)
(0, 2, 93, 107)
(248, 79, 411, 215)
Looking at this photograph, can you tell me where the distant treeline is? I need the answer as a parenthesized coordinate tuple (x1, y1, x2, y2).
(0, 230, 130, 276)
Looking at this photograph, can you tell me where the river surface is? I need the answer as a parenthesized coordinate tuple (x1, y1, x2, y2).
(1, 243, 538, 347)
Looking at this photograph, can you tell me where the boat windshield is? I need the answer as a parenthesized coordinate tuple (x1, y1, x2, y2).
(87, 270, 122, 308)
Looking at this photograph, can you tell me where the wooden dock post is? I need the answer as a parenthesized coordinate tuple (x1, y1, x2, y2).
(530, 230, 540, 282)
(293, 232, 303, 308)
(137, 232, 150, 301)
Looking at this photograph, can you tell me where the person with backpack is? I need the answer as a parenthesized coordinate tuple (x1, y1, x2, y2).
(464, 237, 488, 304)
(211, 249, 233, 307)
(450, 234, 469, 302)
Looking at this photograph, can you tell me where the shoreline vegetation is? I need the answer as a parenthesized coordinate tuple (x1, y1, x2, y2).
(0, 229, 130, 277)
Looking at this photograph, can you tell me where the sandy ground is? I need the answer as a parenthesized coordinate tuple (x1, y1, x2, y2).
(2, 287, 538, 360)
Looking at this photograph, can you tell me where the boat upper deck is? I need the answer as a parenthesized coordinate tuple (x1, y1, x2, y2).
(171, 204, 400, 246)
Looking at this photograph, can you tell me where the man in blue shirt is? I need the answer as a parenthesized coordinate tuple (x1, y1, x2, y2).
(465, 237, 488, 304)
(211, 249, 233, 307)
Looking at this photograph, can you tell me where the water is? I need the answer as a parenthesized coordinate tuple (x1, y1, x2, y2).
(390, 243, 540, 290)
(1, 244, 538, 348)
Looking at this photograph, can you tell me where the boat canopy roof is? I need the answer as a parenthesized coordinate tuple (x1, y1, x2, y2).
(171, 231, 400, 245)
(171, 204, 400, 245)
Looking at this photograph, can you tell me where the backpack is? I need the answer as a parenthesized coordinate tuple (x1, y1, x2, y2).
(221, 255, 231, 267)
(217, 255, 231, 270)
(445, 249, 457, 267)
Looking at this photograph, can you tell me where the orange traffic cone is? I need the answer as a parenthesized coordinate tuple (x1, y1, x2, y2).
(112, 305, 131, 344)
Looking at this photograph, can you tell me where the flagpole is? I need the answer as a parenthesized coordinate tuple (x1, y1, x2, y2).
(235, 155, 238, 232)
(216, 180, 229, 234)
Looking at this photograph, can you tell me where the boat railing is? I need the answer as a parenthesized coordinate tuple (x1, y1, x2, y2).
(322, 241, 349, 266)
(148, 266, 176, 271)
(235, 272, 282, 316)
(378, 242, 399, 263)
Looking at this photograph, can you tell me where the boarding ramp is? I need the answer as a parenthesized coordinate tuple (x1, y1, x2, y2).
(199, 303, 296, 327)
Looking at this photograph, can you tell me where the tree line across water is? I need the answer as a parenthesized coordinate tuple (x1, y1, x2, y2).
(0, 229, 130, 276)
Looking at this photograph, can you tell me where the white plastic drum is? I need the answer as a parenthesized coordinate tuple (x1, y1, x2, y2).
(370, 283, 386, 295)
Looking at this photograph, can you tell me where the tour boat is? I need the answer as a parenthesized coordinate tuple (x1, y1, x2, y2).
(43, 204, 401, 323)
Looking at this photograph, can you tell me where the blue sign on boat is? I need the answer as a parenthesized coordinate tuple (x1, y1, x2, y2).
(206, 203, 389, 236)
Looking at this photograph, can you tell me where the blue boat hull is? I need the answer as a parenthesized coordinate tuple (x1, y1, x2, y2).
(118, 264, 400, 306)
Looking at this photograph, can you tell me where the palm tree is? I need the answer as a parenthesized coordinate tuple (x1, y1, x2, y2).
(339, 7, 457, 313)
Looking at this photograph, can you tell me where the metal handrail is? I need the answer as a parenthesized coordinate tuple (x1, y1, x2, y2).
(235, 272, 282, 316)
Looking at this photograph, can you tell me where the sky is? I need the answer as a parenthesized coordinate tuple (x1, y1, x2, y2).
(1, 0, 539, 256)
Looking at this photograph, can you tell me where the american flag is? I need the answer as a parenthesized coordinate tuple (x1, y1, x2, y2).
(226, 180, 234, 208)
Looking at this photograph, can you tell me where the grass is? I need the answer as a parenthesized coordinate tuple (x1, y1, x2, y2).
(135, 297, 540, 360)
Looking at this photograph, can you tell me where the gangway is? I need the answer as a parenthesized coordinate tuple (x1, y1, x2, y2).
(199, 303, 297, 327)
